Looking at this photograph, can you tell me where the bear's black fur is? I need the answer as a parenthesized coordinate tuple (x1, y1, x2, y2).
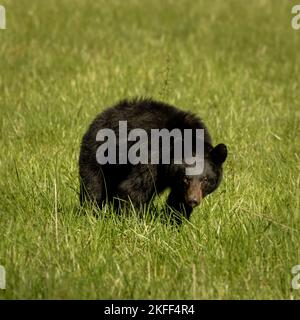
(79, 98, 227, 222)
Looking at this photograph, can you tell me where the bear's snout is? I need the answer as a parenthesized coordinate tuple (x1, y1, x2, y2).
(185, 180, 203, 208)
(186, 197, 200, 208)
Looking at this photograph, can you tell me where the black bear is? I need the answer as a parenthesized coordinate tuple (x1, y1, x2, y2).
(79, 98, 227, 222)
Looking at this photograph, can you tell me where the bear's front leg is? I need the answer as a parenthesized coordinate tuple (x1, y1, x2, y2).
(166, 191, 193, 224)
(115, 165, 157, 212)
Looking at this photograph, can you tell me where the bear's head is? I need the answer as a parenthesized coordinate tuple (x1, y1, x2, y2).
(180, 143, 227, 208)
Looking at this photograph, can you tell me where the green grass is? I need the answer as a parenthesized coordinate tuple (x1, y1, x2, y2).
(0, 0, 300, 299)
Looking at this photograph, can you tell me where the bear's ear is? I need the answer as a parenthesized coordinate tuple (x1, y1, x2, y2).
(210, 143, 227, 165)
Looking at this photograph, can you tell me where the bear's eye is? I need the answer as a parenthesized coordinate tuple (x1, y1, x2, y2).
(202, 177, 208, 183)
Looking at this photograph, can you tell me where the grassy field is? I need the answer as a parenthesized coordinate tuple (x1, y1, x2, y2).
(0, 0, 300, 299)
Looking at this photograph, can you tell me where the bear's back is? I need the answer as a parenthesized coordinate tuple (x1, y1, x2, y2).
(89, 98, 212, 144)
(79, 98, 213, 173)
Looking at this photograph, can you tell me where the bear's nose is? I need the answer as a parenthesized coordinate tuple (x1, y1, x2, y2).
(187, 198, 200, 208)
